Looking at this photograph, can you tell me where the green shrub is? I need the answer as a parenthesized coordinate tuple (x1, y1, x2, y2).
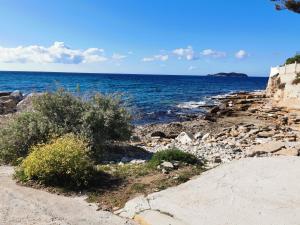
(285, 54, 300, 65)
(0, 112, 51, 164)
(0, 89, 132, 164)
(33, 90, 132, 144)
(149, 148, 200, 168)
(16, 134, 95, 187)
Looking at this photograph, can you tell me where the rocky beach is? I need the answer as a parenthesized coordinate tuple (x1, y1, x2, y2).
(132, 91, 300, 168)
(3, 88, 300, 169)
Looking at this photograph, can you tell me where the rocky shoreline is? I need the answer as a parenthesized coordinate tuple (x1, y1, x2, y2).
(1, 90, 300, 169)
(132, 91, 300, 168)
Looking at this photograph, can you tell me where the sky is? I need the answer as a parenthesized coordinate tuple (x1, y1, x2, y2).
(0, 0, 299, 76)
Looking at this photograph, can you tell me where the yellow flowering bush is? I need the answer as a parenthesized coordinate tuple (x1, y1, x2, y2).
(16, 134, 95, 187)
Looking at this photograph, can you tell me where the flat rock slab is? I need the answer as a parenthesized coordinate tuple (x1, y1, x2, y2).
(118, 157, 300, 225)
(0, 166, 136, 225)
(247, 141, 286, 156)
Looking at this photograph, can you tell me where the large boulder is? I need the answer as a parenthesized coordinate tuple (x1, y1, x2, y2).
(17, 93, 43, 112)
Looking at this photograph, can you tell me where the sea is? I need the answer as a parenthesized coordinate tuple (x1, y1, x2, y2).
(0, 71, 268, 124)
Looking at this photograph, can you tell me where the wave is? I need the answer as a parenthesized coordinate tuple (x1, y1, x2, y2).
(176, 101, 207, 109)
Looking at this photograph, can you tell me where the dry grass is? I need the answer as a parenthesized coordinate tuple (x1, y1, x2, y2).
(87, 163, 203, 211)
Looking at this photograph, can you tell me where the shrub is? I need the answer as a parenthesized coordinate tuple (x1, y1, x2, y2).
(0, 112, 51, 164)
(285, 54, 300, 65)
(148, 148, 200, 168)
(0, 89, 132, 164)
(33, 90, 132, 144)
(15, 134, 95, 187)
(32, 90, 86, 135)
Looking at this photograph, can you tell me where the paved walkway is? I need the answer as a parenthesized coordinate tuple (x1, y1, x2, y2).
(0, 166, 135, 225)
(118, 157, 300, 225)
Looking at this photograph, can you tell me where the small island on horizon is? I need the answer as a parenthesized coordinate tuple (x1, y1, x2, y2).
(207, 72, 248, 78)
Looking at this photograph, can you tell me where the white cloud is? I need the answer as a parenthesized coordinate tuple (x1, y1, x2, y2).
(200, 49, 227, 58)
(142, 54, 169, 62)
(173, 46, 197, 60)
(112, 53, 127, 60)
(235, 50, 248, 59)
(0, 42, 108, 64)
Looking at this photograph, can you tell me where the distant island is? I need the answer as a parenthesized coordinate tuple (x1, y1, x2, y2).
(207, 72, 248, 78)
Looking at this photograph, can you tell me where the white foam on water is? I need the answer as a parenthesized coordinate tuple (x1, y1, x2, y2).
(176, 101, 207, 109)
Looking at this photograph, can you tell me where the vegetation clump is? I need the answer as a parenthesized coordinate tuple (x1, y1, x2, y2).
(285, 54, 300, 65)
(148, 148, 200, 168)
(15, 134, 95, 187)
(0, 89, 132, 164)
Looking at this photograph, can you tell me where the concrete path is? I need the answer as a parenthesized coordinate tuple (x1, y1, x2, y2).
(0, 166, 135, 225)
(118, 157, 300, 225)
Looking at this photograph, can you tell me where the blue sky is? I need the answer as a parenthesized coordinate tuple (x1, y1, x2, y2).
(0, 0, 299, 76)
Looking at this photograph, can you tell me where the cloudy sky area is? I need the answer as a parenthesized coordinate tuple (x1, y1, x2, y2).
(0, 0, 299, 76)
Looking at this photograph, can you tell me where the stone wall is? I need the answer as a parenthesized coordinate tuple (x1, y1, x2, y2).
(266, 62, 300, 110)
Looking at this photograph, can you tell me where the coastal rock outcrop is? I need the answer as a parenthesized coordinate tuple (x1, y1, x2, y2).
(266, 63, 300, 110)
(0, 91, 24, 114)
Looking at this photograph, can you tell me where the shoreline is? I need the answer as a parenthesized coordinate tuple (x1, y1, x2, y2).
(132, 90, 300, 168)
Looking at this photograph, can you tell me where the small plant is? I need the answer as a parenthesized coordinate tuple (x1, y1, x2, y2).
(148, 148, 200, 168)
(292, 72, 300, 85)
(15, 134, 95, 188)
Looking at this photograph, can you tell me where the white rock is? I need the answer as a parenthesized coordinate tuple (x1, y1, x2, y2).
(202, 133, 211, 141)
(161, 161, 174, 169)
(194, 132, 203, 139)
(176, 132, 194, 145)
(116, 196, 150, 218)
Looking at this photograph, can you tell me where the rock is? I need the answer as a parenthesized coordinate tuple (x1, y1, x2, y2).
(213, 156, 222, 163)
(0, 91, 11, 97)
(176, 132, 194, 145)
(161, 168, 168, 174)
(130, 135, 141, 142)
(130, 159, 146, 164)
(121, 157, 131, 163)
(202, 133, 211, 141)
(10, 90, 23, 102)
(257, 131, 275, 138)
(116, 196, 150, 218)
(247, 141, 286, 156)
(209, 106, 220, 114)
(275, 148, 299, 156)
(151, 131, 166, 138)
(1, 99, 17, 114)
(160, 161, 174, 169)
(194, 132, 203, 139)
(17, 93, 43, 112)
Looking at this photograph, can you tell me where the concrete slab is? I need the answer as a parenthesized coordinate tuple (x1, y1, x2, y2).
(119, 157, 300, 225)
(0, 166, 136, 225)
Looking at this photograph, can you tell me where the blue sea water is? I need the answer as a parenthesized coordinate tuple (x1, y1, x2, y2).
(0, 71, 268, 124)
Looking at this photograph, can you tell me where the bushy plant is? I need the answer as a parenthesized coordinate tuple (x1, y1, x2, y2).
(285, 54, 300, 65)
(16, 134, 95, 187)
(0, 112, 51, 164)
(0, 89, 132, 164)
(149, 148, 200, 168)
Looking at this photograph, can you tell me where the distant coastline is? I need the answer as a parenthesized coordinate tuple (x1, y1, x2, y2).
(207, 72, 248, 78)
